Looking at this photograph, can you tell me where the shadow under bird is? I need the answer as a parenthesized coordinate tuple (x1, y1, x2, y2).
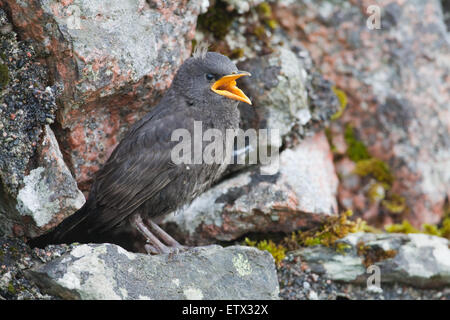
(28, 51, 252, 254)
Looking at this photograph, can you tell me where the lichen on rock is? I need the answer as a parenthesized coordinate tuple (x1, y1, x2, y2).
(25, 244, 280, 300)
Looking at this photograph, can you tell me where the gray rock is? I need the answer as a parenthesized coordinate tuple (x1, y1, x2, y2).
(444, 0, 450, 30)
(0, 9, 59, 199)
(25, 243, 280, 300)
(15, 126, 85, 230)
(238, 47, 309, 141)
(292, 232, 450, 288)
(0, 236, 59, 300)
(0, 10, 83, 238)
(163, 131, 338, 245)
(223, 0, 265, 14)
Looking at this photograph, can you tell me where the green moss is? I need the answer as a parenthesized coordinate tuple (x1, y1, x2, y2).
(253, 25, 266, 40)
(324, 127, 337, 153)
(362, 223, 383, 234)
(354, 158, 394, 185)
(440, 203, 450, 239)
(382, 193, 406, 214)
(283, 210, 366, 250)
(422, 224, 441, 236)
(256, 2, 278, 30)
(197, 0, 236, 40)
(191, 39, 197, 52)
(257, 2, 272, 18)
(331, 87, 348, 120)
(385, 220, 419, 234)
(440, 215, 450, 239)
(343, 124, 406, 215)
(385, 205, 450, 239)
(385, 217, 450, 240)
(265, 19, 278, 30)
(244, 238, 286, 265)
(228, 48, 244, 60)
(7, 282, 16, 295)
(336, 242, 352, 254)
(367, 182, 387, 203)
(344, 124, 371, 162)
(303, 237, 323, 246)
(357, 242, 397, 267)
(0, 63, 9, 88)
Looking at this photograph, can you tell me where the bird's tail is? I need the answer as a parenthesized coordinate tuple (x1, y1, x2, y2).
(27, 203, 92, 248)
(27, 228, 58, 248)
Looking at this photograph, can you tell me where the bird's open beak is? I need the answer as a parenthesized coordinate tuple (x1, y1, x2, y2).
(211, 71, 252, 105)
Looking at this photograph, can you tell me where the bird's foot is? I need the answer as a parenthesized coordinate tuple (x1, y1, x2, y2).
(131, 213, 189, 255)
(144, 242, 189, 255)
(144, 217, 185, 247)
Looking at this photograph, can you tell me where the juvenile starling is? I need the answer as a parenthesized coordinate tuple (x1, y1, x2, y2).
(28, 51, 251, 254)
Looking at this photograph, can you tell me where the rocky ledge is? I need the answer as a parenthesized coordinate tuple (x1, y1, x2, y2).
(1, 232, 450, 300)
(1, 238, 279, 300)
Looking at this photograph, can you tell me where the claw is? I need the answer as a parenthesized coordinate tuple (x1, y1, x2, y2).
(131, 213, 189, 255)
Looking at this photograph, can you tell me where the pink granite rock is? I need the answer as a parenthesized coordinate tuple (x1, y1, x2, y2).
(273, 0, 450, 227)
(1, 0, 205, 191)
(0, 9, 85, 238)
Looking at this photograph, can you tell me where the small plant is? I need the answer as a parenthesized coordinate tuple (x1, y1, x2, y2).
(356, 242, 397, 267)
(354, 158, 394, 185)
(384, 220, 419, 234)
(330, 87, 348, 120)
(283, 210, 366, 250)
(244, 238, 286, 265)
(0, 63, 9, 88)
(344, 124, 371, 162)
(381, 193, 407, 214)
(385, 216, 450, 240)
(256, 2, 278, 30)
(197, 0, 237, 40)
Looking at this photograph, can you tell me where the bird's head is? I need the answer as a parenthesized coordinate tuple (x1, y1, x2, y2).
(171, 51, 252, 107)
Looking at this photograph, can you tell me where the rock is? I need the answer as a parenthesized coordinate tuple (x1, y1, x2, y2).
(1, 0, 206, 191)
(163, 131, 338, 245)
(238, 45, 339, 136)
(25, 243, 280, 300)
(15, 126, 85, 235)
(196, 2, 339, 174)
(0, 10, 83, 238)
(1, 125, 85, 238)
(226, 46, 339, 175)
(444, 0, 450, 30)
(273, 0, 450, 226)
(236, 47, 312, 140)
(0, 236, 58, 300)
(0, 8, 57, 197)
(292, 232, 450, 289)
(222, 0, 265, 14)
(278, 238, 450, 300)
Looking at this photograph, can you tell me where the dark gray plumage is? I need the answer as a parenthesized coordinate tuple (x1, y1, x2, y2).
(28, 52, 251, 253)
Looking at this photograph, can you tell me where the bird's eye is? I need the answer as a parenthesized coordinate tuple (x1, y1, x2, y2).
(206, 73, 215, 81)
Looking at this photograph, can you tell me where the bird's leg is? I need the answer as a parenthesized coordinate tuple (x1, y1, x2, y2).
(144, 244, 159, 255)
(145, 218, 189, 251)
(131, 213, 171, 254)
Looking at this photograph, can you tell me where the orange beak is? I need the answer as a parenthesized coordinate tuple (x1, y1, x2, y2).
(211, 71, 252, 105)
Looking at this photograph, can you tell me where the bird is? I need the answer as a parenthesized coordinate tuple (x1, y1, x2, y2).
(28, 50, 252, 254)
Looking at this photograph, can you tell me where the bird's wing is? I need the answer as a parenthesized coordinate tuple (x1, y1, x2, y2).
(84, 108, 193, 233)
